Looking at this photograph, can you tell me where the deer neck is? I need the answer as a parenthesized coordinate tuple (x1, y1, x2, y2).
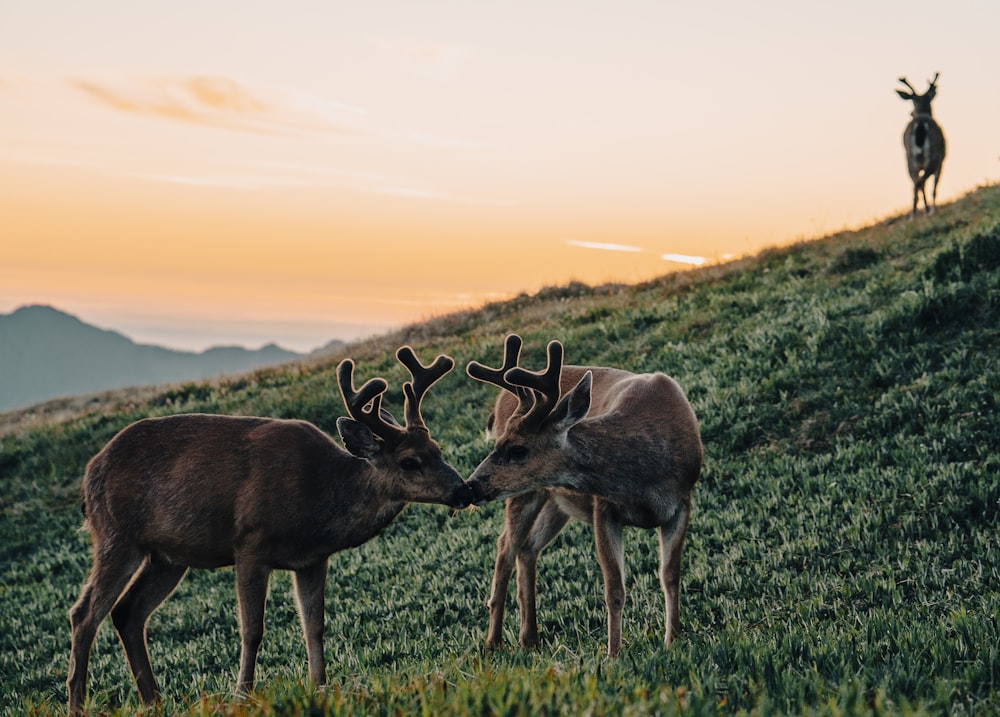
(350, 459, 409, 514)
(563, 423, 659, 493)
(312, 458, 408, 552)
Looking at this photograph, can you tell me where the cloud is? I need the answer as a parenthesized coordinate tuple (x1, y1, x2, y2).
(133, 173, 313, 190)
(367, 185, 448, 201)
(661, 253, 707, 266)
(68, 75, 486, 152)
(365, 183, 517, 206)
(127, 160, 517, 204)
(70, 75, 362, 136)
(567, 240, 643, 253)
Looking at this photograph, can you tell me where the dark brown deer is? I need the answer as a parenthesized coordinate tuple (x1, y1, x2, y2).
(464, 335, 702, 656)
(897, 73, 946, 218)
(67, 347, 471, 715)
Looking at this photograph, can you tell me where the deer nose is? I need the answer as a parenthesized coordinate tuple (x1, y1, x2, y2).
(464, 477, 492, 506)
(450, 482, 475, 509)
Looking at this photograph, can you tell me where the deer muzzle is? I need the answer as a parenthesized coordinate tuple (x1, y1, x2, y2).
(449, 481, 475, 509)
(462, 471, 498, 506)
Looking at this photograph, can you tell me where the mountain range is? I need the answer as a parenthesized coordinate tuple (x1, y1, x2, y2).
(0, 305, 341, 413)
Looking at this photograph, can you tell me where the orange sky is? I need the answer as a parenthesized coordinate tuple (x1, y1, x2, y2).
(2, 1, 999, 351)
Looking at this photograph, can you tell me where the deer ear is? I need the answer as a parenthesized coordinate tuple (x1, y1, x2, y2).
(337, 417, 383, 459)
(549, 371, 592, 432)
(379, 408, 402, 428)
(896, 89, 913, 100)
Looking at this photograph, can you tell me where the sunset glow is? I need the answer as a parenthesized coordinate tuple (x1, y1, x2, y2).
(2, 1, 998, 351)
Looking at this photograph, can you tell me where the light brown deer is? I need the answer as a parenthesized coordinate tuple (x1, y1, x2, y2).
(465, 334, 702, 656)
(67, 347, 471, 715)
(896, 73, 946, 218)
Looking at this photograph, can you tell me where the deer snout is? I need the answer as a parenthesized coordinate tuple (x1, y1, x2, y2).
(435, 463, 475, 509)
(463, 475, 495, 506)
(449, 482, 475, 509)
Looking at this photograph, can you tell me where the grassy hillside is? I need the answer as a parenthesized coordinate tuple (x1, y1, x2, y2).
(2, 185, 998, 716)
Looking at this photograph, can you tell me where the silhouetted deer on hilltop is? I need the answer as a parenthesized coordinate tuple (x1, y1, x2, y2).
(897, 73, 946, 218)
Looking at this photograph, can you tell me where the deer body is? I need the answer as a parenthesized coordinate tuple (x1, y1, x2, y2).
(897, 74, 946, 218)
(68, 349, 469, 715)
(82, 415, 412, 569)
(466, 336, 702, 656)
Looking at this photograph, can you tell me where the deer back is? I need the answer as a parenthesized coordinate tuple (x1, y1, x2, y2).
(902, 117, 946, 179)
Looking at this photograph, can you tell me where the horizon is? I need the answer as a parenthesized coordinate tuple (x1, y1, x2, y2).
(1, 303, 344, 354)
(3, 1, 999, 353)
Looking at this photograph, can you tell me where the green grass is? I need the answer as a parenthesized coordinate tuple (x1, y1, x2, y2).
(2, 185, 999, 715)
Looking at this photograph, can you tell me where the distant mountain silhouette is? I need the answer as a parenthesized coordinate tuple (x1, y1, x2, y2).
(0, 305, 335, 412)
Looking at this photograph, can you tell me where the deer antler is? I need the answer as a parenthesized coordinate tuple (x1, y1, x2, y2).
(897, 76, 917, 94)
(929, 72, 940, 87)
(504, 340, 565, 427)
(395, 346, 454, 431)
(467, 334, 534, 413)
(337, 359, 406, 444)
(467, 334, 522, 386)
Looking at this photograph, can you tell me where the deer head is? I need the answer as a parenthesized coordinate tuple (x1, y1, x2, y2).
(465, 335, 593, 503)
(337, 346, 468, 506)
(896, 73, 939, 117)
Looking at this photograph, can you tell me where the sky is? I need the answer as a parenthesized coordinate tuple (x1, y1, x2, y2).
(2, 0, 998, 352)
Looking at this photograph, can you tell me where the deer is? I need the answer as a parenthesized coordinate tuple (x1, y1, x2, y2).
(896, 73, 946, 218)
(67, 346, 472, 715)
(464, 334, 702, 657)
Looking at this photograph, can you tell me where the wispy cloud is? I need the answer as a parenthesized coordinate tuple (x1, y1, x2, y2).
(566, 241, 707, 265)
(661, 253, 707, 266)
(567, 240, 643, 253)
(128, 160, 517, 205)
(368, 185, 448, 201)
(70, 75, 362, 136)
(67, 75, 491, 154)
(133, 173, 313, 190)
(365, 184, 517, 206)
(243, 161, 514, 205)
(45, 75, 507, 203)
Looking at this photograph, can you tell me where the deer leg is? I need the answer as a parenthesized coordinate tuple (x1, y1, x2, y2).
(486, 492, 547, 649)
(110, 554, 187, 704)
(930, 168, 941, 214)
(593, 501, 625, 657)
(235, 561, 271, 697)
(658, 504, 691, 648)
(515, 499, 570, 648)
(68, 546, 144, 716)
(292, 559, 329, 687)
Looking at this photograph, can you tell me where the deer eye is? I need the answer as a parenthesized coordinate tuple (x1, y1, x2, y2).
(399, 457, 422, 471)
(507, 445, 529, 461)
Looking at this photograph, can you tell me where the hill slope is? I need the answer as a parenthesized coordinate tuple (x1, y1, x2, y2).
(0, 305, 305, 412)
(1, 186, 997, 715)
